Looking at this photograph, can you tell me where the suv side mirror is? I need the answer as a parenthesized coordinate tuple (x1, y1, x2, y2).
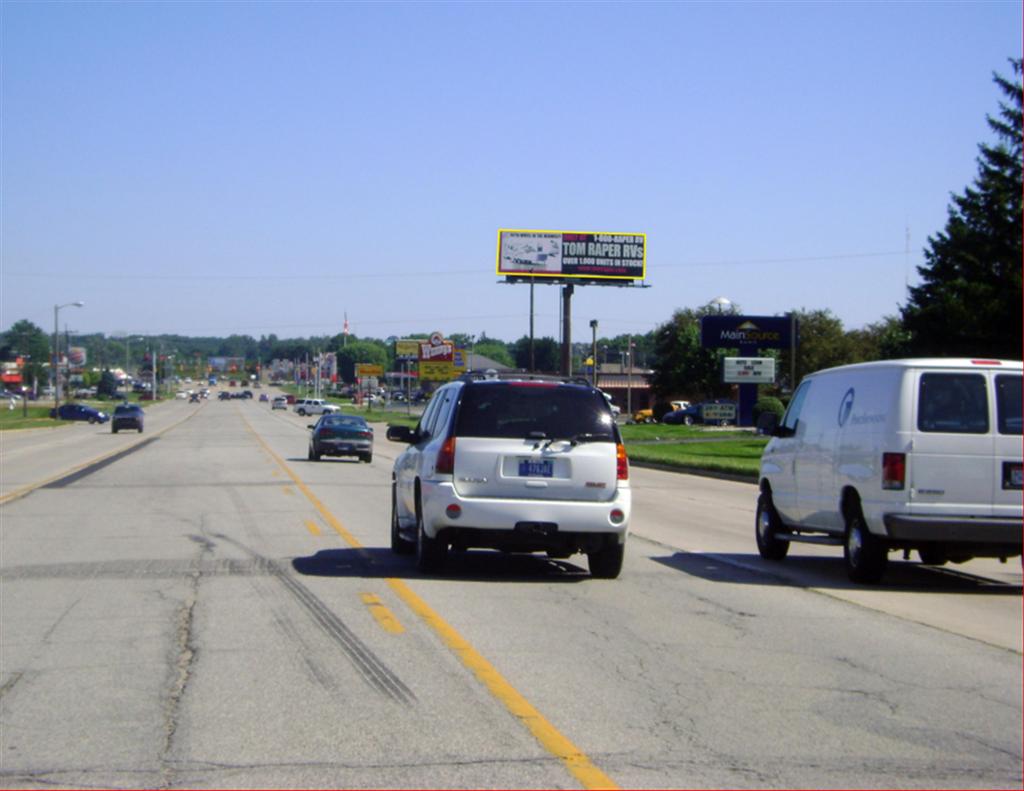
(387, 425, 416, 443)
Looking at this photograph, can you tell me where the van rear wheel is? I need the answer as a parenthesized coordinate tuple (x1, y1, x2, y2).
(755, 492, 789, 560)
(844, 512, 887, 583)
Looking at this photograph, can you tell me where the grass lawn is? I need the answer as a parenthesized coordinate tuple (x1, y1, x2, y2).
(624, 436, 768, 478)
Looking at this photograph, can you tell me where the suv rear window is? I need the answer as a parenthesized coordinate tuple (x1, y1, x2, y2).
(918, 373, 989, 434)
(996, 374, 1022, 435)
(455, 383, 615, 440)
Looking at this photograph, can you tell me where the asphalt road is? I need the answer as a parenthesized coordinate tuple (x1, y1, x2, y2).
(1, 395, 1021, 789)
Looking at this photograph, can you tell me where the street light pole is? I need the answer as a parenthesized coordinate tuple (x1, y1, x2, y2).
(589, 320, 598, 387)
(53, 301, 83, 417)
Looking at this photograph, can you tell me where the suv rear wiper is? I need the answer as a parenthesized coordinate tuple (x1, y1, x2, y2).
(543, 432, 613, 448)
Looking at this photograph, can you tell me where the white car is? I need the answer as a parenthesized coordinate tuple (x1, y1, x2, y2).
(293, 398, 340, 416)
(386, 373, 631, 578)
(271, 396, 288, 410)
(757, 358, 1022, 583)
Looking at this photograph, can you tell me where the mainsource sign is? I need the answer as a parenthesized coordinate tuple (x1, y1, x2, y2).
(700, 315, 795, 350)
(497, 229, 646, 281)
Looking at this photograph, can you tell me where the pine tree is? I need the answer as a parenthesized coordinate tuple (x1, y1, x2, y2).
(902, 59, 1022, 359)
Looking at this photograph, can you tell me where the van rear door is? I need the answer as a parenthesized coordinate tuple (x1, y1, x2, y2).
(993, 372, 1023, 517)
(911, 371, 995, 517)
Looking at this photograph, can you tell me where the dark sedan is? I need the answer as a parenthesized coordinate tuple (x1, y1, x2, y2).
(111, 403, 145, 433)
(308, 414, 373, 463)
(50, 403, 109, 424)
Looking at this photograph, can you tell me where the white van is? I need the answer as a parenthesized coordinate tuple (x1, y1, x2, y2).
(756, 358, 1022, 583)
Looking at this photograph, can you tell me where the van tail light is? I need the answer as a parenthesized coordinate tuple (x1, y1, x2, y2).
(616, 442, 629, 481)
(882, 452, 906, 490)
(435, 436, 457, 475)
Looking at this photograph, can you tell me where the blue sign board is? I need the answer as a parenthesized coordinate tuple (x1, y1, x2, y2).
(700, 315, 795, 350)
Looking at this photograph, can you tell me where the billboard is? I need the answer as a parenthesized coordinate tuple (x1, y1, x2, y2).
(67, 347, 87, 367)
(723, 357, 776, 384)
(700, 315, 795, 349)
(497, 229, 646, 281)
(394, 340, 421, 360)
(208, 356, 246, 372)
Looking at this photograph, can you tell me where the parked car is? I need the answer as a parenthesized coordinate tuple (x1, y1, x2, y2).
(663, 399, 736, 426)
(50, 403, 109, 424)
(111, 403, 145, 433)
(271, 395, 288, 410)
(756, 358, 1022, 583)
(293, 398, 340, 416)
(386, 373, 631, 577)
(307, 414, 373, 463)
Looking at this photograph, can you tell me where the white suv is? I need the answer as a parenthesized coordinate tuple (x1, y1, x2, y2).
(386, 375, 631, 577)
(293, 398, 340, 417)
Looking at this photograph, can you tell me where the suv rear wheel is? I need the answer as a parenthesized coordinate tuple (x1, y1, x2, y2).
(390, 487, 415, 555)
(588, 541, 624, 579)
(415, 508, 446, 573)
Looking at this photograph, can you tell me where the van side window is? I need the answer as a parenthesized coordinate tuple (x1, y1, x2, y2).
(918, 373, 989, 433)
(781, 381, 811, 433)
(996, 375, 1022, 435)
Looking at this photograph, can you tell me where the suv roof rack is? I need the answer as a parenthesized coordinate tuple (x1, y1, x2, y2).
(457, 369, 594, 387)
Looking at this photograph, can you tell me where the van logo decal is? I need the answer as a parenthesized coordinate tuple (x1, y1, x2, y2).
(838, 388, 855, 427)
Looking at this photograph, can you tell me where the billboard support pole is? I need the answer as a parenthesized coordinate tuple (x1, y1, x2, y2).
(560, 283, 574, 376)
(529, 280, 535, 373)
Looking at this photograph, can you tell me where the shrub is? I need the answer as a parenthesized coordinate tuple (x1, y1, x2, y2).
(753, 396, 785, 423)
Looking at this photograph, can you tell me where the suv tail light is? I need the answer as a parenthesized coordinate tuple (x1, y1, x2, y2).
(616, 442, 629, 481)
(435, 436, 457, 475)
(882, 452, 905, 490)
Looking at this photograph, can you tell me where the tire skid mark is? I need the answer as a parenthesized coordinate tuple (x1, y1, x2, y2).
(213, 530, 414, 706)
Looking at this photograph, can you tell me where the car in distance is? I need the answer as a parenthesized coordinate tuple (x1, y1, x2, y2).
(308, 414, 373, 462)
(756, 358, 1022, 583)
(111, 403, 145, 433)
(294, 398, 340, 417)
(50, 403, 109, 424)
(271, 395, 288, 410)
(386, 373, 631, 578)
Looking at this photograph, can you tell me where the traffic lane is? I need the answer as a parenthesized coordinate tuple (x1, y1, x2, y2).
(262, 420, 1022, 788)
(0, 398, 202, 501)
(630, 466, 1023, 653)
(1, 402, 584, 789)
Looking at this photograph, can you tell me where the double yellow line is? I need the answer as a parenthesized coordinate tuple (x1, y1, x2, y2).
(251, 424, 618, 790)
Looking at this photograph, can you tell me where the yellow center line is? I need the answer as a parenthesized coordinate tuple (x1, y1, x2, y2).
(304, 519, 322, 536)
(245, 417, 618, 790)
(360, 593, 405, 634)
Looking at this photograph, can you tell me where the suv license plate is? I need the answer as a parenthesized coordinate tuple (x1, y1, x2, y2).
(519, 459, 553, 478)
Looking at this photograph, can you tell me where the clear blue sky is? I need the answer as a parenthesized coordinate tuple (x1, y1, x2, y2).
(2, 0, 1020, 343)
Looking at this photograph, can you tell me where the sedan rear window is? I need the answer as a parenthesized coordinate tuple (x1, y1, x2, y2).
(455, 384, 615, 440)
